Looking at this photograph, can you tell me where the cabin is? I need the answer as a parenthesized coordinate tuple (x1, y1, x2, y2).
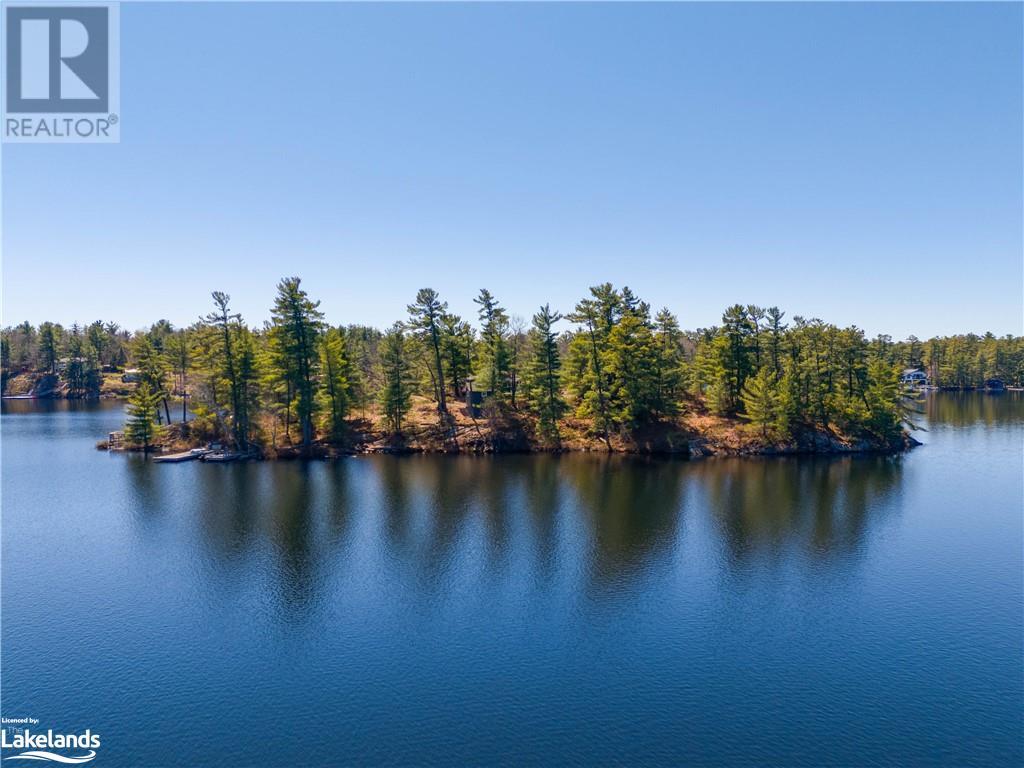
(121, 368, 141, 383)
(465, 390, 494, 418)
(462, 375, 493, 418)
(900, 368, 928, 386)
(984, 378, 1005, 391)
(56, 356, 86, 373)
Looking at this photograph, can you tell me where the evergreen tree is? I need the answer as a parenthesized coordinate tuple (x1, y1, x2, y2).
(566, 286, 618, 449)
(441, 313, 473, 399)
(721, 304, 753, 410)
(765, 306, 787, 380)
(269, 277, 324, 450)
(318, 327, 353, 442)
(741, 366, 788, 439)
(165, 330, 190, 423)
(407, 288, 449, 416)
(235, 326, 260, 447)
(507, 315, 527, 409)
(863, 358, 902, 442)
(133, 335, 171, 423)
(692, 332, 731, 415)
(654, 308, 685, 416)
(524, 304, 565, 444)
(379, 324, 414, 434)
(747, 305, 766, 368)
(473, 289, 510, 399)
(603, 309, 661, 428)
(38, 322, 60, 374)
(203, 292, 247, 447)
(125, 382, 163, 451)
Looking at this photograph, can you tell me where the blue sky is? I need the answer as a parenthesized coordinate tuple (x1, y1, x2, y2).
(2, 2, 1021, 338)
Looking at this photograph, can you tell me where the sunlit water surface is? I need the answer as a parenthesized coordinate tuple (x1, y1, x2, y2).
(2, 393, 1021, 766)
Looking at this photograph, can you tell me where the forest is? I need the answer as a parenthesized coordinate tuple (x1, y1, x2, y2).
(2, 278, 1021, 455)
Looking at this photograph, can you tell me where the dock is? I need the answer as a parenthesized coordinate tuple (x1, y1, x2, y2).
(200, 451, 242, 463)
(153, 448, 209, 463)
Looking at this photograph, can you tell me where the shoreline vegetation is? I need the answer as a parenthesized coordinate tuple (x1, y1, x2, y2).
(3, 279, 1020, 459)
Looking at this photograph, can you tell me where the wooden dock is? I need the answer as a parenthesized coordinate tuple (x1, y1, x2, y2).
(153, 449, 208, 463)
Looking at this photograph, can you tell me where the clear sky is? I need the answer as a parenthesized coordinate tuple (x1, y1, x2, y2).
(2, 2, 1021, 339)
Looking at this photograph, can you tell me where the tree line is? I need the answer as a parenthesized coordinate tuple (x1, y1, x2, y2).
(3, 279, 1021, 451)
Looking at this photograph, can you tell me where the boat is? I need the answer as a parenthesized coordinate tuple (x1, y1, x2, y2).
(153, 448, 208, 463)
(200, 451, 241, 463)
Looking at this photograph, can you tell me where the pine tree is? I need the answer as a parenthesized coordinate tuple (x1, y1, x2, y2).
(203, 292, 246, 447)
(269, 277, 324, 450)
(407, 289, 449, 416)
(741, 366, 788, 439)
(133, 335, 171, 424)
(473, 289, 511, 399)
(318, 327, 352, 442)
(566, 286, 620, 449)
(654, 308, 685, 416)
(863, 358, 902, 442)
(524, 304, 565, 444)
(235, 326, 260, 448)
(165, 330, 190, 423)
(721, 304, 753, 410)
(692, 332, 731, 415)
(441, 313, 473, 399)
(125, 382, 163, 451)
(379, 324, 414, 435)
(603, 310, 661, 428)
(38, 322, 60, 373)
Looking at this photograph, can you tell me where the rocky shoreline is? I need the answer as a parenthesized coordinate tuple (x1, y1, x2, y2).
(100, 418, 918, 461)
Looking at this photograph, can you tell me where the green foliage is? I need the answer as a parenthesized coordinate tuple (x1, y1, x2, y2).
(202, 292, 248, 447)
(692, 333, 731, 415)
(602, 311, 661, 428)
(565, 285, 618, 446)
(441, 314, 473, 400)
(125, 382, 163, 450)
(741, 366, 789, 439)
(654, 308, 685, 415)
(523, 304, 566, 444)
(38, 322, 60, 373)
(863, 359, 902, 442)
(318, 327, 353, 442)
(11, 279, 1017, 453)
(269, 277, 324, 449)
(473, 289, 511, 400)
(379, 324, 414, 434)
(407, 288, 449, 415)
(132, 335, 169, 419)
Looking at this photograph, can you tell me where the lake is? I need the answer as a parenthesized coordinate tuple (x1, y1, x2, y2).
(1, 393, 1021, 766)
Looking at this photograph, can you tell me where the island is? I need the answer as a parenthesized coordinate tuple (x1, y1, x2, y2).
(3, 279, 1020, 460)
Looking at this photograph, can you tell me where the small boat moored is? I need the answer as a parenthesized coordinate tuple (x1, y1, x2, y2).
(153, 448, 209, 463)
(200, 451, 242, 463)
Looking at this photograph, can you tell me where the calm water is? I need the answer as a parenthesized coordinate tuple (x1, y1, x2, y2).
(2, 394, 1021, 766)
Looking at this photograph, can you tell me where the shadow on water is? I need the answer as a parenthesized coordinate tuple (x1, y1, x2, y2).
(3, 393, 1019, 765)
(692, 455, 903, 569)
(925, 390, 1024, 428)
(559, 454, 686, 590)
(118, 448, 909, 611)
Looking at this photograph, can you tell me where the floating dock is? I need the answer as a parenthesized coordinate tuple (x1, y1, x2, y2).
(153, 449, 208, 463)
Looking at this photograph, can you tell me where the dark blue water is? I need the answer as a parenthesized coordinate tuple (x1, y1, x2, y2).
(2, 393, 1021, 766)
